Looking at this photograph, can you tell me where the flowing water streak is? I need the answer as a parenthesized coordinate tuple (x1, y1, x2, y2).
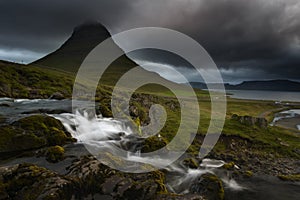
(51, 110, 245, 193)
(0, 96, 246, 194)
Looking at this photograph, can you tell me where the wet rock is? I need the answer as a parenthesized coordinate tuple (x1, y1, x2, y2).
(222, 162, 235, 170)
(141, 135, 168, 153)
(190, 173, 225, 200)
(66, 155, 168, 199)
(129, 105, 139, 117)
(21, 108, 72, 114)
(0, 103, 11, 107)
(183, 158, 199, 169)
(278, 174, 300, 181)
(46, 145, 65, 163)
(157, 194, 204, 200)
(99, 103, 113, 118)
(0, 163, 75, 199)
(0, 115, 75, 157)
(244, 170, 253, 178)
(28, 89, 45, 99)
(50, 92, 65, 100)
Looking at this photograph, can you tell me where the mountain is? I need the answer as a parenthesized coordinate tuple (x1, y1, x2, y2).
(190, 80, 300, 92)
(30, 21, 187, 91)
(31, 21, 135, 74)
(0, 21, 190, 98)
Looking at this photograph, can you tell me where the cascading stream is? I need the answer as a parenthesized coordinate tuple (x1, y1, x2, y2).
(0, 98, 245, 194)
(52, 109, 245, 193)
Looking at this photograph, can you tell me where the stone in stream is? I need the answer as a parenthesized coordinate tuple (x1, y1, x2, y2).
(190, 173, 225, 200)
(49, 92, 65, 100)
(0, 115, 76, 158)
(0, 155, 206, 199)
(66, 155, 167, 199)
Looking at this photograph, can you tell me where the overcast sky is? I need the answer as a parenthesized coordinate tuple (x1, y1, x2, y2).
(0, 0, 299, 83)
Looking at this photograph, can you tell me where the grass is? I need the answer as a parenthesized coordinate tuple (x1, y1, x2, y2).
(0, 61, 73, 98)
(1, 59, 300, 161)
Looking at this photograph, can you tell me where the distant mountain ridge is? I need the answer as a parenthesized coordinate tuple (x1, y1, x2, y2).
(189, 80, 300, 92)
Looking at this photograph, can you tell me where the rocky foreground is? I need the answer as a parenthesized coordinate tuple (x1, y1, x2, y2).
(0, 115, 219, 200)
(0, 114, 299, 200)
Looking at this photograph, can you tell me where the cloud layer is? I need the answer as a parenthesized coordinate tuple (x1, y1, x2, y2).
(0, 0, 299, 82)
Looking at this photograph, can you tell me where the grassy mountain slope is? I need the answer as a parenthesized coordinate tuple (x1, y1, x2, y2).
(30, 21, 189, 93)
(0, 60, 73, 98)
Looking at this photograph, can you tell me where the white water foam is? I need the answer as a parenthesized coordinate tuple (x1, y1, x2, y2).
(52, 111, 245, 193)
(51, 111, 132, 142)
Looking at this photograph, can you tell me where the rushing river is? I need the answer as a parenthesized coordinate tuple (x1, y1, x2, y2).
(1, 98, 300, 199)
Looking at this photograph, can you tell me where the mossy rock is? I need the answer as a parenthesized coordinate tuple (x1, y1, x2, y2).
(99, 103, 113, 117)
(46, 145, 65, 163)
(141, 136, 167, 153)
(148, 170, 168, 194)
(244, 170, 253, 178)
(0, 163, 74, 199)
(0, 115, 75, 156)
(190, 173, 225, 200)
(222, 162, 235, 170)
(13, 115, 65, 134)
(278, 174, 300, 182)
(183, 158, 199, 169)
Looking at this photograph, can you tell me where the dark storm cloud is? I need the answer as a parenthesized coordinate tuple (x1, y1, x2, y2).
(125, 0, 300, 81)
(0, 0, 132, 54)
(0, 0, 299, 81)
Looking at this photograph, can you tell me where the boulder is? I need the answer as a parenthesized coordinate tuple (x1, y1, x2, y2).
(183, 158, 199, 169)
(46, 145, 65, 163)
(0, 115, 75, 156)
(190, 173, 224, 200)
(0, 163, 75, 199)
(50, 92, 65, 100)
(66, 155, 167, 199)
(141, 135, 168, 153)
(231, 114, 268, 128)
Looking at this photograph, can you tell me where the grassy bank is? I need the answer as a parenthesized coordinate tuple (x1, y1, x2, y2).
(1, 60, 300, 174)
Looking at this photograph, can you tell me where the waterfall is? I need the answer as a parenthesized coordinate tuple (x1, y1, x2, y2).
(51, 110, 245, 193)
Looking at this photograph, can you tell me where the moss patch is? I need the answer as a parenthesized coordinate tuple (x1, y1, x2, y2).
(0, 115, 75, 156)
(141, 136, 167, 153)
(278, 174, 300, 182)
(46, 145, 65, 163)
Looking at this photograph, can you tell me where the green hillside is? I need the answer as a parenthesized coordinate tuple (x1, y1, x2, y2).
(0, 60, 73, 98)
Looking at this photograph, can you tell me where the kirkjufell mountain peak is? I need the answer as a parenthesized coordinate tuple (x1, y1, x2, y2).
(71, 21, 111, 41)
(30, 21, 184, 90)
(31, 21, 121, 73)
